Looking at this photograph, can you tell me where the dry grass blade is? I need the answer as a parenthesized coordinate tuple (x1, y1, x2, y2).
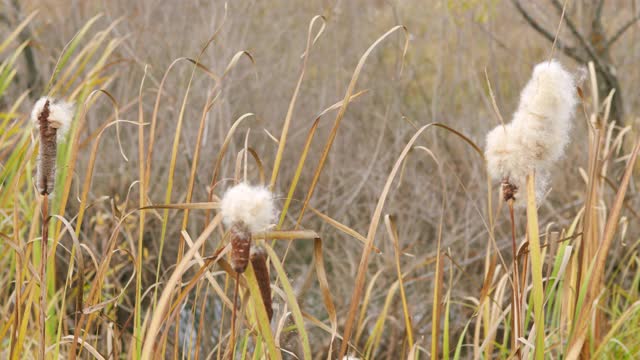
(141, 213, 222, 360)
(569, 137, 640, 357)
(413, 144, 446, 357)
(141, 202, 220, 210)
(278, 89, 367, 228)
(144, 57, 208, 188)
(252, 230, 319, 240)
(144, 9, 228, 186)
(339, 122, 429, 357)
(154, 43, 223, 356)
(50, 214, 86, 359)
(590, 138, 639, 297)
(51, 336, 106, 360)
(296, 25, 408, 231)
(484, 68, 505, 127)
(384, 215, 414, 348)
(278, 118, 320, 228)
(270, 15, 326, 189)
(432, 244, 445, 358)
(364, 280, 400, 358)
(243, 261, 282, 360)
(308, 206, 381, 253)
(264, 244, 312, 359)
(355, 269, 384, 345)
(313, 238, 338, 357)
(205, 112, 255, 223)
(69, 91, 137, 358)
(182, 237, 234, 308)
(0, 11, 38, 54)
(235, 146, 265, 184)
(592, 300, 640, 358)
(135, 63, 147, 360)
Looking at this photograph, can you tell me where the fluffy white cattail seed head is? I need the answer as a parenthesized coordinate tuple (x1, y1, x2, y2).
(511, 60, 577, 163)
(220, 182, 277, 233)
(485, 60, 577, 203)
(31, 97, 74, 142)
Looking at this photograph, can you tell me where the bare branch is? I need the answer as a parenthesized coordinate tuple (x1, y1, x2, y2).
(519, 0, 625, 119)
(595, 0, 606, 23)
(548, 0, 614, 79)
(549, 0, 599, 57)
(511, 0, 586, 63)
(604, 13, 640, 51)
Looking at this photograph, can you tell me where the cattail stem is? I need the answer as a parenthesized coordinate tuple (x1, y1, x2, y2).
(508, 199, 521, 359)
(40, 193, 49, 360)
(229, 272, 240, 360)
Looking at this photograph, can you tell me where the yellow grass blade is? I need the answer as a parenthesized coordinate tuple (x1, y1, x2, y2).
(312, 238, 338, 355)
(277, 89, 367, 229)
(384, 215, 414, 348)
(141, 214, 222, 360)
(270, 15, 325, 189)
(0, 11, 38, 54)
(592, 300, 640, 358)
(243, 262, 282, 360)
(341, 122, 434, 358)
(264, 244, 312, 359)
(252, 230, 319, 240)
(308, 206, 381, 253)
(526, 172, 545, 360)
(296, 25, 408, 234)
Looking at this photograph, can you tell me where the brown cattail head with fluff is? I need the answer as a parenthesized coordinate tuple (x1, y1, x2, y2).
(37, 100, 55, 195)
(229, 222, 251, 273)
(502, 178, 518, 203)
(31, 97, 74, 195)
(220, 182, 277, 273)
(250, 246, 273, 321)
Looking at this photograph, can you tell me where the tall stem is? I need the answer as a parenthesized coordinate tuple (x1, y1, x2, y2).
(229, 272, 240, 360)
(508, 200, 521, 359)
(40, 194, 49, 360)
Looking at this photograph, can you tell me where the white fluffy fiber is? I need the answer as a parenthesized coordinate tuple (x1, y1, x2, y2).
(31, 96, 75, 142)
(485, 60, 577, 201)
(220, 182, 277, 233)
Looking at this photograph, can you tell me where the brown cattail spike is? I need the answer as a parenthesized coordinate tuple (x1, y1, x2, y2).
(250, 246, 273, 321)
(230, 222, 251, 273)
(502, 179, 518, 203)
(37, 100, 58, 195)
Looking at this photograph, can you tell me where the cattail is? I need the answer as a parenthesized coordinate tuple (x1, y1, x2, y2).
(31, 96, 73, 357)
(229, 222, 251, 273)
(485, 60, 577, 203)
(220, 182, 276, 273)
(250, 246, 272, 320)
(31, 97, 74, 195)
